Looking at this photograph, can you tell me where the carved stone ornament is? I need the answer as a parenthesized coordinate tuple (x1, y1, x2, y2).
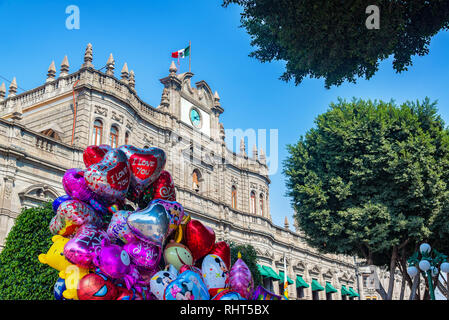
(111, 111, 124, 124)
(94, 105, 107, 116)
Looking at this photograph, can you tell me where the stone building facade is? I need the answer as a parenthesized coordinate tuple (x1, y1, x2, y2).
(0, 44, 414, 300)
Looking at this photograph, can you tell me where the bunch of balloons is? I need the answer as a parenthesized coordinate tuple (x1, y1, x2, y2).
(38, 144, 278, 300)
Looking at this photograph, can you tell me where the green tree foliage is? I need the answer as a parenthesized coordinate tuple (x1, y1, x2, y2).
(0, 203, 58, 300)
(230, 242, 262, 287)
(283, 98, 449, 297)
(223, 0, 449, 88)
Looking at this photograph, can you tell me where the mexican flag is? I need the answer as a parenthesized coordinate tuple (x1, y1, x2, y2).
(171, 45, 190, 58)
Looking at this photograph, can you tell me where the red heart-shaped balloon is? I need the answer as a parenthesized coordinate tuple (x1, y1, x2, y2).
(84, 149, 131, 204)
(209, 241, 231, 270)
(151, 170, 176, 201)
(185, 220, 216, 262)
(119, 145, 166, 198)
(83, 145, 112, 168)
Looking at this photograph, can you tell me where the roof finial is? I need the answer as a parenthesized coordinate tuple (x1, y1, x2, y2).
(120, 62, 129, 83)
(160, 87, 169, 108)
(106, 53, 115, 76)
(82, 43, 94, 69)
(259, 148, 266, 164)
(8, 77, 17, 97)
(240, 138, 246, 156)
(284, 216, 290, 229)
(60, 56, 70, 77)
(46, 61, 56, 82)
(252, 144, 258, 159)
(0, 82, 6, 101)
(169, 61, 177, 74)
(129, 70, 135, 90)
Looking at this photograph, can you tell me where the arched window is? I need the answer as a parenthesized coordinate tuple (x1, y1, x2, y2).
(231, 186, 237, 209)
(250, 191, 256, 214)
(110, 125, 119, 148)
(93, 119, 103, 145)
(125, 131, 130, 145)
(192, 169, 201, 192)
(259, 193, 264, 216)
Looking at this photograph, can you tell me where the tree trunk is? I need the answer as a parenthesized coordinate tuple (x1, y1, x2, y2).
(399, 274, 406, 300)
(409, 273, 419, 300)
(386, 246, 398, 300)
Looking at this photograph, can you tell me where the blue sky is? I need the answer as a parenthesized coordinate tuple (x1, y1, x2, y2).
(1, 0, 449, 227)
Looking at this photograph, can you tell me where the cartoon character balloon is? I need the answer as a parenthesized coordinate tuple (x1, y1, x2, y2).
(123, 239, 161, 270)
(229, 252, 254, 299)
(54, 277, 67, 300)
(77, 272, 118, 300)
(212, 289, 246, 300)
(107, 209, 135, 243)
(164, 241, 193, 271)
(38, 235, 72, 276)
(150, 269, 178, 300)
(201, 254, 229, 296)
(164, 270, 210, 300)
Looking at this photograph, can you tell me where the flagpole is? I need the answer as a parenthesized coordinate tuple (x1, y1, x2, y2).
(189, 40, 191, 73)
(283, 253, 289, 300)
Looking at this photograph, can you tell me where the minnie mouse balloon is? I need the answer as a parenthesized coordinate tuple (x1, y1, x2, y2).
(229, 252, 254, 299)
(209, 241, 231, 270)
(123, 239, 161, 270)
(83, 144, 112, 168)
(49, 200, 101, 236)
(201, 254, 229, 295)
(164, 270, 210, 300)
(119, 145, 166, 199)
(63, 224, 108, 268)
(150, 269, 177, 300)
(84, 149, 131, 204)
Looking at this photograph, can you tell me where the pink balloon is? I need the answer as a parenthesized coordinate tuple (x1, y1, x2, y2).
(229, 255, 254, 299)
(123, 239, 162, 270)
(63, 224, 108, 268)
(63, 168, 94, 203)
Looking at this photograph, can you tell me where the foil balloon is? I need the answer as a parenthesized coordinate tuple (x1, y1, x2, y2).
(77, 272, 118, 300)
(201, 254, 229, 295)
(123, 239, 161, 269)
(54, 277, 67, 300)
(83, 144, 112, 168)
(107, 209, 135, 243)
(163, 241, 193, 271)
(151, 199, 185, 236)
(84, 149, 131, 204)
(212, 289, 246, 300)
(164, 270, 210, 300)
(252, 285, 282, 300)
(126, 201, 170, 246)
(92, 238, 139, 290)
(150, 269, 177, 300)
(136, 266, 158, 285)
(49, 199, 101, 236)
(139, 170, 176, 207)
(179, 265, 202, 277)
(63, 224, 108, 268)
(209, 241, 231, 270)
(52, 195, 71, 214)
(229, 252, 254, 299)
(119, 145, 166, 199)
(61, 266, 91, 300)
(38, 235, 72, 275)
(62, 168, 94, 202)
(185, 220, 216, 261)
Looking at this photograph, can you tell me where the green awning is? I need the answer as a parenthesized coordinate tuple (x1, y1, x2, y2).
(325, 282, 338, 293)
(257, 264, 270, 277)
(296, 275, 309, 288)
(348, 287, 360, 297)
(311, 279, 324, 291)
(261, 265, 280, 280)
(278, 271, 294, 285)
(341, 285, 350, 296)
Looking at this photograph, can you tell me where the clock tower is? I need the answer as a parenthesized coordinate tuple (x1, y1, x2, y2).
(158, 61, 223, 140)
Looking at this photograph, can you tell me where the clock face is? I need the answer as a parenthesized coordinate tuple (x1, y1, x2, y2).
(190, 108, 202, 128)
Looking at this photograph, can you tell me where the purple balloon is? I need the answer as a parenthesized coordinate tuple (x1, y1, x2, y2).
(229, 255, 254, 299)
(52, 195, 71, 214)
(63, 168, 94, 202)
(123, 239, 161, 269)
(93, 238, 140, 290)
(63, 224, 108, 268)
(107, 209, 136, 243)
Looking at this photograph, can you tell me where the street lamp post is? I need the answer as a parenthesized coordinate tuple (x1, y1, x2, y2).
(407, 243, 449, 300)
